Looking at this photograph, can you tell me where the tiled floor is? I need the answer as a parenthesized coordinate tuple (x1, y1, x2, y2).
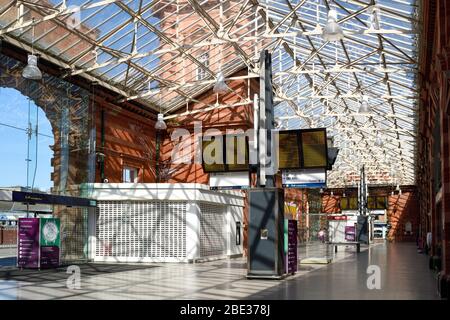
(0, 242, 441, 300)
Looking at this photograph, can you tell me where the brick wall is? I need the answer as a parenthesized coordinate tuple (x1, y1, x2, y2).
(320, 187, 419, 242)
(387, 191, 419, 242)
(0, 227, 17, 245)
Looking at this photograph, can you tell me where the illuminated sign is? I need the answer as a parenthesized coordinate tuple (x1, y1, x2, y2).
(278, 131, 301, 169)
(300, 129, 328, 168)
(202, 135, 249, 173)
(277, 128, 328, 170)
(282, 169, 326, 188)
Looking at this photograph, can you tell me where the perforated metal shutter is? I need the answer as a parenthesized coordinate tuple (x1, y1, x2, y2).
(55, 206, 88, 265)
(199, 202, 226, 257)
(96, 201, 186, 259)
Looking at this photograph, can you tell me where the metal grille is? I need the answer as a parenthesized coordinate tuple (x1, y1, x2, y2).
(96, 201, 186, 259)
(56, 206, 89, 265)
(199, 202, 226, 257)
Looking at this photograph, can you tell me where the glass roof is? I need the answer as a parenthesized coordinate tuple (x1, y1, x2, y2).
(0, 0, 420, 187)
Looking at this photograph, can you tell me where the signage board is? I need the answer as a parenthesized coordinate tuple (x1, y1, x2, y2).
(328, 215, 348, 220)
(202, 135, 249, 173)
(40, 218, 60, 247)
(209, 171, 250, 190)
(345, 226, 356, 241)
(12, 191, 97, 207)
(301, 129, 328, 168)
(277, 128, 328, 170)
(282, 169, 326, 188)
(284, 219, 298, 274)
(17, 218, 40, 268)
(278, 131, 301, 169)
(17, 217, 61, 269)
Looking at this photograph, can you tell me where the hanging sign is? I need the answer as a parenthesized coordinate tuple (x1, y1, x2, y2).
(209, 171, 250, 190)
(282, 169, 326, 188)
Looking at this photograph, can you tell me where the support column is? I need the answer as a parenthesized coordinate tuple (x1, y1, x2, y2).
(186, 202, 200, 262)
(439, 70, 450, 297)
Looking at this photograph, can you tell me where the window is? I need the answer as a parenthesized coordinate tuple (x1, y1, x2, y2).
(196, 52, 209, 81)
(122, 166, 138, 183)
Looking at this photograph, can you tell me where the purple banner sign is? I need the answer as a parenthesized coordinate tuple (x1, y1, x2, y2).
(17, 218, 40, 268)
(287, 220, 298, 274)
(40, 246, 60, 269)
(345, 226, 356, 241)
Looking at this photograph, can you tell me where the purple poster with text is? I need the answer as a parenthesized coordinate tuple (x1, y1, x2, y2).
(345, 226, 356, 241)
(287, 220, 298, 274)
(17, 218, 40, 268)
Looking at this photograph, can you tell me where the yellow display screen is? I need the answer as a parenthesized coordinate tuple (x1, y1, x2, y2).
(226, 135, 249, 171)
(202, 137, 226, 172)
(300, 129, 328, 168)
(278, 131, 301, 169)
(341, 197, 358, 210)
(202, 135, 249, 172)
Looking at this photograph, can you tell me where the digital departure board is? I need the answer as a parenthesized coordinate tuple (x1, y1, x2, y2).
(277, 128, 328, 170)
(300, 129, 328, 168)
(278, 131, 301, 169)
(202, 137, 226, 172)
(202, 134, 249, 172)
(226, 135, 249, 172)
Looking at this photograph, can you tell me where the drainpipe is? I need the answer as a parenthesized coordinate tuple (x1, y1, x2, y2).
(100, 109, 105, 181)
(155, 129, 161, 182)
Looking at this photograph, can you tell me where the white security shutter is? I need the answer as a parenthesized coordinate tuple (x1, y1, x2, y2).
(199, 202, 226, 257)
(96, 201, 186, 260)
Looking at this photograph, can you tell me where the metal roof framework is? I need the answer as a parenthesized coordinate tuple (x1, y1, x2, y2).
(0, 0, 420, 187)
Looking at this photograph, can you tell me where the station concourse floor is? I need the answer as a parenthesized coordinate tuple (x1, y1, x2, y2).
(0, 242, 440, 300)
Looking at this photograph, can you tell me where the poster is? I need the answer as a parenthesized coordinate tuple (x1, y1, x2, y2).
(285, 220, 298, 274)
(40, 218, 61, 268)
(345, 226, 356, 241)
(40, 218, 60, 247)
(17, 218, 40, 268)
(17, 217, 61, 269)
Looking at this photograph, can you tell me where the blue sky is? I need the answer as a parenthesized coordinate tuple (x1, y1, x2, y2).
(0, 87, 53, 191)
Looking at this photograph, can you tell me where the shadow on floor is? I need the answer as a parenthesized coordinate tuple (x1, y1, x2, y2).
(0, 263, 159, 284)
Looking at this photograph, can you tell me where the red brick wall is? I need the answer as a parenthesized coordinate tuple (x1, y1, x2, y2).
(387, 191, 419, 242)
(160, 68, 257, 184)
(322, 195, 341, 214)
(320, 187, 419, 242)
(0, 227, 17, 245)
(95, 99, 157, 183)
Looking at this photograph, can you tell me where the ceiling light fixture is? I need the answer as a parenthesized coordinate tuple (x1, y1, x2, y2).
(322, 9, 344, 42)
(155, 113, 167, 130)
(22, 19, 42, 80)
(375, 133, 383, 147)
(213, 70, 229, 93)
(368, 5, 381, 30)
(359, 95, 370, 113)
